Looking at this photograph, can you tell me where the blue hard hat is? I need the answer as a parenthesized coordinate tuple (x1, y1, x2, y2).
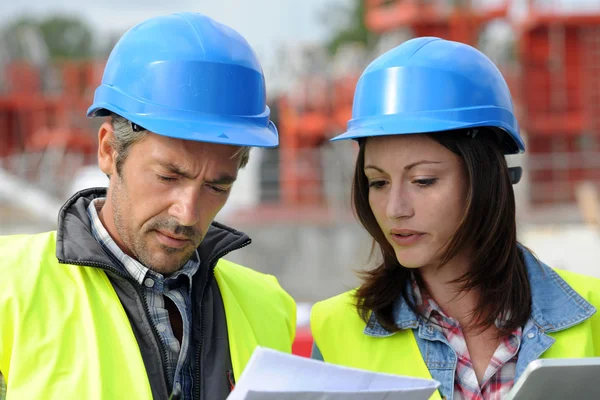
(87, 13, 278, 147)
(331, 37, 524, 154)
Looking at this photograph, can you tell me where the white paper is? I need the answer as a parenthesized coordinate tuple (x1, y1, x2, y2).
(227, 347, 440, 400)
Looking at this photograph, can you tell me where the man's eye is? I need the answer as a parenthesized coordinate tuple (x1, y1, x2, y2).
(208, 185, 229, 194)
(157, 175, 177, 183)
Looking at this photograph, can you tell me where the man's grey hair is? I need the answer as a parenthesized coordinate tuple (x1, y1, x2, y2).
(109, 114, 251, 175)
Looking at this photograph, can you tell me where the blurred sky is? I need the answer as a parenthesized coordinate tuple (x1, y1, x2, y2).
(0, 0, 343, 68)
(1, 0, 599, 82)
(2, 0, 599, 54)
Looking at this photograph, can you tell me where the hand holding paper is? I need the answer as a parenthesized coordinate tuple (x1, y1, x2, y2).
(227, 347, 440, 400)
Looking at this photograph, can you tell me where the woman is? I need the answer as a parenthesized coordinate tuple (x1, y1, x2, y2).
(310, 37, 600, 400)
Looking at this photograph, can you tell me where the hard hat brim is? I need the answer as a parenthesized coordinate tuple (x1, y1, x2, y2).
(87, 103, 279, 148)
(331, 112, 524, 155)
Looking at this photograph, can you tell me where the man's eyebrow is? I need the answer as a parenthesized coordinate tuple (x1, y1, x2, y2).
(158, 161, 194, 179)
(156, 161, 237, 184)
(205, 174, 237, 185)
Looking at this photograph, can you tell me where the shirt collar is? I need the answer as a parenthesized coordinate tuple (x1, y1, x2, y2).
(87, 198, 200, 287)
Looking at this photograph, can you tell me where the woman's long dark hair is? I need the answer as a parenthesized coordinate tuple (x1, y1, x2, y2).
(352, 128, 531, 337)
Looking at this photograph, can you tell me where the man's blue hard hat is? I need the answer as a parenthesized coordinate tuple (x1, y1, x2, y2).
(87, 12, 278, 147)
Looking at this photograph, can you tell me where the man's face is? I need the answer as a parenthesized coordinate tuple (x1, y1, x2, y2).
(99, 125, 241, 275)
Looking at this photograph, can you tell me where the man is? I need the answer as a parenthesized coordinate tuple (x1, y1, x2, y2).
(0, 13, 295, 400)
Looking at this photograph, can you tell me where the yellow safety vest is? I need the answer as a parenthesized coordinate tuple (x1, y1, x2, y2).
(0, 231, 295, 399)
(311, 269, 600, 400)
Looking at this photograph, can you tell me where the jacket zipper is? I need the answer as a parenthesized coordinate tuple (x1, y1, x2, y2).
(59, 258, 173, 391)
(138, 282, 173, 390)
(193, 239, 251, 400)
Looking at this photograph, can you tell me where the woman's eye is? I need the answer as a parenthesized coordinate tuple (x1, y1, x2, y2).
(413, 178, 437, 187)
(368, 180, 387, 189)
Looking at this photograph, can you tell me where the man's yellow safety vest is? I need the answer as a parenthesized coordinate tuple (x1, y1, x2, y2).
(311, 269, 600, 400)
(0, 231, 295, 399)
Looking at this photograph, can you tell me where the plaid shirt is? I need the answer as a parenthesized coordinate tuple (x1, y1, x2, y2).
(412, 276, 522, 400)
(88, 199, 200, 398)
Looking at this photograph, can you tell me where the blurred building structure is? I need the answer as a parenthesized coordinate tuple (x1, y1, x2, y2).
(1, 1, 600, 319)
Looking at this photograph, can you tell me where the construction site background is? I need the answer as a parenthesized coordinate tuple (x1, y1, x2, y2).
(1, 0, 600, 314)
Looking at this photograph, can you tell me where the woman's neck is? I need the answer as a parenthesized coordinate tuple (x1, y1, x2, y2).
(417, 254, 480, 329)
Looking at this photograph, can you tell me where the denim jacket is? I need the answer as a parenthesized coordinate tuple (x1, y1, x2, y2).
(312, 249, 597, 400)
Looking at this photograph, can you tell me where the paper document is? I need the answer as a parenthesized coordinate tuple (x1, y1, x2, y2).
(227, 347, 440, 400)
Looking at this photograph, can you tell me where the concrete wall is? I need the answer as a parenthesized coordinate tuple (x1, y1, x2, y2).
(224, 221, 370, 302)
(519, 224, 600, 279)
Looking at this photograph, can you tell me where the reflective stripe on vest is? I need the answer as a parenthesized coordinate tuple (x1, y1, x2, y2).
(311, 270, 600, 400)
(0, 231, 295, 399)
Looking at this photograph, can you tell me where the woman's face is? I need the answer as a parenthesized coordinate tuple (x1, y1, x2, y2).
(364, 134, 469, 270)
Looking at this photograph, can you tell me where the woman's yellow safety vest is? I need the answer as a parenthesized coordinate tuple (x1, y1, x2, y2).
(0, 231, 295, 399)
(311, 269, 600, 400)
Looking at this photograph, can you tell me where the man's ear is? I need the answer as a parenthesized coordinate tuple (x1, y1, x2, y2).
(98, 121, 117, 176)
